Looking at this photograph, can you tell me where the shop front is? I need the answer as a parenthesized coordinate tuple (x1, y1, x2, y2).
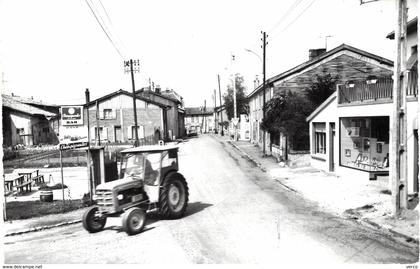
(339, 116, 389, 179)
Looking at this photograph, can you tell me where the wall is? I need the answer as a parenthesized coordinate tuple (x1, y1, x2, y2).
(137, 91, 183, 139)
(84, 94, 163, 143)
(310, 94, 419, 193)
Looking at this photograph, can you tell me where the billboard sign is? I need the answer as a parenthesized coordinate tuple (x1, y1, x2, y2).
(61, 106, 83, 126)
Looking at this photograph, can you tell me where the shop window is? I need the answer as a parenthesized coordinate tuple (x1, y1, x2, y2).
(340, 117, 389, 172)
(313, 123, 326, 154)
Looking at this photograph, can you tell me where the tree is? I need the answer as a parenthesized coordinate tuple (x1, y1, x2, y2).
(305, 73, 338, 110)
(261, 91, 313, 151)
(223, 75, 249, 120)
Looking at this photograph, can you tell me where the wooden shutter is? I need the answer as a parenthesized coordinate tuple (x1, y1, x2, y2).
(128, 126, 132, 140)
(99, 110, 104, 119)
(112, 109, 117, 119)
(102, 127, 108, 140)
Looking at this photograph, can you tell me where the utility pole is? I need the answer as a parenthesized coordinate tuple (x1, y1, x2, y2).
(85, 89, 93, 203)
(231, 54, 238, 140)
(390, 0, 408, 216)
(214, 89, 217, 133)
(218, 74, 224, 136)
(124, 59, 140, 147)
(95, 101, 100, 146)
(262, 31, 268, 156)
(204, 100, 207, 133)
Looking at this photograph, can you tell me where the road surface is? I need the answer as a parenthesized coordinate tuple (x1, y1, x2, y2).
(4, 135, 419, 264)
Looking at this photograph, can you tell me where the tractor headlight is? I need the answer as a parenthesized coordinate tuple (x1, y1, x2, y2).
(117, 194, 124, 200)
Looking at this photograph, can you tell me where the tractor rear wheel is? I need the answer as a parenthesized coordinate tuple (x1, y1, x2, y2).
(82, 207, 106, 233)
(122, 208, 146, 235)
(159, 173, 189, 219)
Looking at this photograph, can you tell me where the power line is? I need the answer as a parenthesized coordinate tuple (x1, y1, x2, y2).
(84, 0, 125, 59)
(267, 0, 305, 34)
(97, 0, 127, 54)
(269, 0, 317, 43)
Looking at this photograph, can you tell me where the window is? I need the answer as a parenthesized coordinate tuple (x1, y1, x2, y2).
(313, 123, 326, 154)
(16, 128, 25, 135)
(103, 109, 115, 119)
(315, 132, 326, 154)
(131, 125, 145, 139)
(340, 117, 389, 172)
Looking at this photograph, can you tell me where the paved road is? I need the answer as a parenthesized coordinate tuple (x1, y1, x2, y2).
(4, 135, 419, 264)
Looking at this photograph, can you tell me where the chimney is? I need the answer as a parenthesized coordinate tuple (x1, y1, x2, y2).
(155, 85, 161, 94)
(309, 48, 326, 60)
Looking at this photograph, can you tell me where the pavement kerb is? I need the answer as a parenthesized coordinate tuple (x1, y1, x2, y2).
(223, 137, 419, 246)
(5, 219, 82, 237)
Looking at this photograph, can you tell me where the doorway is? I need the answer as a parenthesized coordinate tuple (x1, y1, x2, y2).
(114, 126, 122, 143)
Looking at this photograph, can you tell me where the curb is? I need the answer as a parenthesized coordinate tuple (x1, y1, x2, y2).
(5, 219, 82, 237)
(227, 141, 267, 172)
(361, 218, 419, 244)
(225, 138, 419, 246)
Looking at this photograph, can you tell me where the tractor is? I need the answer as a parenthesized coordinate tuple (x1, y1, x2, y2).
(82, 145, 189, 235)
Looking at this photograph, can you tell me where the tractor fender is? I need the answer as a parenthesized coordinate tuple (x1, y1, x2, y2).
(161, 170, 180, 186)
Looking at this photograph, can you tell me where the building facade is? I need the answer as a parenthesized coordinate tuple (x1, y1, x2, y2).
(2, 94, 59, 147)
(185, 107, 215, 134)
(307, 17, 418, 193)
(248, 44, 394, 159)
(84, 90, 166, 144)
(137, 87, 185, 140)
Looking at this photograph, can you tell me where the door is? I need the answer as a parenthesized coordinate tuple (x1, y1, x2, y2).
(114, 126, 122, 143)
(329, 123, 336, 172)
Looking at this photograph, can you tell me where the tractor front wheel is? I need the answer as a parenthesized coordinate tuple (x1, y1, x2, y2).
(122, 208, 146, 235)
(159, 173, 189, 219)
(82, 207, 107, 233)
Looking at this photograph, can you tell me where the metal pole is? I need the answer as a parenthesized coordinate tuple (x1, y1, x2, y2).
(130, 59, 139, 147)
(218, 74, 224, 136)
(95, 101, 100, 146)
(232, 55, 237, 140)
(262, 31, 267, 156)
(391, 0, 408, 216)
(214, 89, 217, 133)
(59, 149, 65, 208)
(85, 89, 92, 202)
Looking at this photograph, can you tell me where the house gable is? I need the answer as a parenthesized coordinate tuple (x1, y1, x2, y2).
(272, 52, 393, 97)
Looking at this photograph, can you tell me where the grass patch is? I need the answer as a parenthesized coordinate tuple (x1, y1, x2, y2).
(38, 183, 68, 190)
(5, 199, 86, 220)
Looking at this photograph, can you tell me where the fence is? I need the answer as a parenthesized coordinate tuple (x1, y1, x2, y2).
(338, 73, 418, 104)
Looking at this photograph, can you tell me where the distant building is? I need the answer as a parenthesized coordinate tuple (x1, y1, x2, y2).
(84, 89, 167, 144)
(214, 105, 228, 134)
(185, 107, 215, 134)
(2, 94, 59, 147)
(137, 86, 186, 140)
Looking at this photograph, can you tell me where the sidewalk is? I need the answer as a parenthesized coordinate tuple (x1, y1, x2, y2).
(215, 134, 419, 244)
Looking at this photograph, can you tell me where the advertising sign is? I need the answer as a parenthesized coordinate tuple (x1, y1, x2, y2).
(59, 105, 88, 150)
(61, 106, 83, 126)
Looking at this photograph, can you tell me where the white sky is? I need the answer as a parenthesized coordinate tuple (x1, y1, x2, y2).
(0, 0, 418, 107)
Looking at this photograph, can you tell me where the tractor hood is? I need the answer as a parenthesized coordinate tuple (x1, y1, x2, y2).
(96, 178, 143, 191)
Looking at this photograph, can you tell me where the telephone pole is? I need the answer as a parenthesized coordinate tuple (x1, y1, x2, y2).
(218, 74, 224, 136)
(214, 89, 217, 133)
(124, 59, 140, 147)
(231, 54, 238, 140)
(262, 31, 268, 156)
(390, 0, 408, 216)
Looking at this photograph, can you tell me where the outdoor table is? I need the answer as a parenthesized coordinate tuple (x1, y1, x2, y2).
(18, 169, 39, 181)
